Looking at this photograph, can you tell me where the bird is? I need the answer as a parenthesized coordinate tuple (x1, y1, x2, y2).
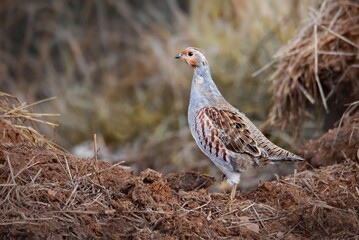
(175, 47, 304, 200)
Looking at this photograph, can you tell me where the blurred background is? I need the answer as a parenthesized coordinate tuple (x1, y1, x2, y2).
(0, 0, 316, 178)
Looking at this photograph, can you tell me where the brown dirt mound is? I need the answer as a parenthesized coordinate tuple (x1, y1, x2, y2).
(301, 112, 359, 167)
(1, 118, 358, 239)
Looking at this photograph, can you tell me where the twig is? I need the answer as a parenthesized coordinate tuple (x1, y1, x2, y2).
(227, 216, 282, 229)
(241, 202, 255, 212)
(332, 100, 359, 147)
(348, 126, 358, 145)
(252, 59, 277, 77)
(190, 199, 211, 211)
(83, 193, 103, 206)
(31, 168, 42, 184)
(7, 97, 58, 114)
(318, 50, 357, 56)
(280, 222, 300, 240)
(64, 156, 73, 182)
(93, 133, 101, 184)
(0, 221, 42, 226)
(251, 204, 268, 233)
(0, 183, 17, 187)
(54, 210, 100, 215)
(279, 179, 303, 189)
(64, 183, 79, 209)
(314, 24, 329, 113)
(14, 155, 38, 180)
(6, 155, 16, 184)
(319, 24, 359, 49)
(297, 81, 315, 104)
(53, 215, 76, 223)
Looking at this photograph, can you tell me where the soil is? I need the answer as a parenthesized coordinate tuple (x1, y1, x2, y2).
(0, 118, 358, 239)
(300, 113, 359, 168)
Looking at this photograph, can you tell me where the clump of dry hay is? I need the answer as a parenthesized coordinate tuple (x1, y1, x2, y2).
(270, 0, 359, 138)
(0, 92, 60, 149)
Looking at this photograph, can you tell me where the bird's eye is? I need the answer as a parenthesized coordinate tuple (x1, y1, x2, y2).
(188, 51, 193, 57)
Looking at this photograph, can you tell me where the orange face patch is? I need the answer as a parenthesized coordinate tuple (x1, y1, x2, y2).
(181, 49, 200, 68)
(176, 47, 208, 68)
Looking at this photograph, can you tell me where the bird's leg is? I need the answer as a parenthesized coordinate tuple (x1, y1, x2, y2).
(230, 184, 238, 201)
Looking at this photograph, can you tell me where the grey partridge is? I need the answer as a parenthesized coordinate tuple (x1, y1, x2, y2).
(175, 47, 304, 200)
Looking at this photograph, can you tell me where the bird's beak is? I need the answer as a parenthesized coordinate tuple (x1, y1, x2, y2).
(175, 53, 183, 59)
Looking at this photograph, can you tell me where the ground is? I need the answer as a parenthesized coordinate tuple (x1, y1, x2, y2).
(0, 118, 358, 239)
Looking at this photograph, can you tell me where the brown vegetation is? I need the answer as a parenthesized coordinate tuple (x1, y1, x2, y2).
(1, 116, 358, 239)
(301, 109, 359, 167)
(270, 0, 359, 139)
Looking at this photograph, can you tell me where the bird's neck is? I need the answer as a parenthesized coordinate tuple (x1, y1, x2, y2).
(190, 65, 226, 107)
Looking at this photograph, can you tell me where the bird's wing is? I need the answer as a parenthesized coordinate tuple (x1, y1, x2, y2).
(201, 107, 262, 158)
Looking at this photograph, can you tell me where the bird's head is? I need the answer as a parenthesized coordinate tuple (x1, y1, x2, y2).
(175, 47, 208, 68)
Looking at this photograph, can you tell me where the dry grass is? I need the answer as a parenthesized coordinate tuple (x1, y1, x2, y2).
(0, 92, 357, 238)
(0, 92, 60, 149)
(0, 116, 358, 238)
(270, 0, 359, 140)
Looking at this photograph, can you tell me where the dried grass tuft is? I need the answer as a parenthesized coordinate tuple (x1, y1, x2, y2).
(0, 92, 60, 149)
(270, 0, 359, 139)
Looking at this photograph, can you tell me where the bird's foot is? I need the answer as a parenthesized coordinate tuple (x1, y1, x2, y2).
(230, 184, 238, 201)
